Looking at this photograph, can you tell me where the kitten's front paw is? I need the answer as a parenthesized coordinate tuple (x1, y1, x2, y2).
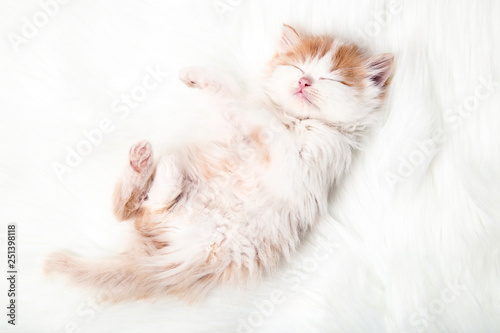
(179, 66, 211, 89)
(129, 140, 153, 174)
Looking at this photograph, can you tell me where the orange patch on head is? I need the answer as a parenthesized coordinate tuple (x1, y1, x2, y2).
(270, 35, 334, 69)
(268, 28, 370, 92)
(331, 43, 368, 90)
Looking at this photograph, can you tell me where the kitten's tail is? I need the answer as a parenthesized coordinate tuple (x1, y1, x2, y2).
(44, 252, 155, 302)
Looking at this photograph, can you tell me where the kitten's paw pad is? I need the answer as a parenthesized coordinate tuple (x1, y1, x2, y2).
(129, 140, 153, 173)
(179, 67, 211, 89)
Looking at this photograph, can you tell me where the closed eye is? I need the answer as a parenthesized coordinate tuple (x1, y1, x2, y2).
(290, 65, 304, 74)
(319, 77, 341, 82)
(320, 77, 350, 86)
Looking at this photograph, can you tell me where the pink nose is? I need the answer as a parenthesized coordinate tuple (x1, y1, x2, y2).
(299, 76, 312, 89)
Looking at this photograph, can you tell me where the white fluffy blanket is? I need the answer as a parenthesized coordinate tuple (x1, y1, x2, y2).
(1, 0, 499, 332)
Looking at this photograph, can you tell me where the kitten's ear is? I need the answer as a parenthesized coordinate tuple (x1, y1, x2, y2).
(279, 24, 301, 53)
(366, 53, 394, 88)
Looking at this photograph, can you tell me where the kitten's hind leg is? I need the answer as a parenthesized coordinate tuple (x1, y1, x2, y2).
(179, 66, 239, 97)
(142, 154, 184, 212)
(113, 140, 155, 221)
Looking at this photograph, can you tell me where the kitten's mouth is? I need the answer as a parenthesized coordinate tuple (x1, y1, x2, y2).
(294, 90, 313, 105)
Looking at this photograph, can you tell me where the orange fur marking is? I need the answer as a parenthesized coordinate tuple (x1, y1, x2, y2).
(268, 30, 369, 92)
(133, 209, 169, 252)
(112, 169, 155, 221)
(189, 147, 215, 180)
(331, 44, 367, 90)
(271, 36, 334, 68)
(249, 127, 271, 165)
(44, 25, 393, 305)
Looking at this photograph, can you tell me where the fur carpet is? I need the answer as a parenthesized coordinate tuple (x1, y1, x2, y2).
(1, 0, 500, 332)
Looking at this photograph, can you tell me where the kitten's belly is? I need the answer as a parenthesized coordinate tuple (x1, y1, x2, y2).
(184, 141, 300, 211)
(145, 143, 320, 251)
(146, 127, 313, 230)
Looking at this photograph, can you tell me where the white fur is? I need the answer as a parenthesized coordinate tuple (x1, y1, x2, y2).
(83, 52, 381, 297)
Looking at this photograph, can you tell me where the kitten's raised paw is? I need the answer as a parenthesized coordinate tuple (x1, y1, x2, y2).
(129, 140, 153, 173)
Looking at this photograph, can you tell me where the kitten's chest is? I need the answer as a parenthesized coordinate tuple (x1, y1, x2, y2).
(184, 132, 270, 186)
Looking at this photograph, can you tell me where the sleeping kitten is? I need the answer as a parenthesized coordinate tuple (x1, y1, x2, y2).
(45, 25, 393, 302)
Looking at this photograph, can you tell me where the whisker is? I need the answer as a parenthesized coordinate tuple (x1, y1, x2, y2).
(333, 66, 363, 70)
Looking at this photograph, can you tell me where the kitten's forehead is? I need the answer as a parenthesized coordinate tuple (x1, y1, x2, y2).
(329, 41, 367, 88)
(302, 49, 335, 74)
(271, 35, 368, 89)
(302, 40, 353, 73)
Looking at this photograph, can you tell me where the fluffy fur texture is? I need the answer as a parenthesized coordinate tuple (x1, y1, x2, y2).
(45, 25, 393, 302)
(2, 1, 500, 332)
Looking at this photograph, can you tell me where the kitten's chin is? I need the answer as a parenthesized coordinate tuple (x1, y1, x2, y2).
(281, 101, 319, 121)
(266, 87, 367, 124)
(278, 99, 373, 126)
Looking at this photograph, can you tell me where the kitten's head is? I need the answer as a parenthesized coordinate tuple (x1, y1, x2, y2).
(265, 24, 393, 125)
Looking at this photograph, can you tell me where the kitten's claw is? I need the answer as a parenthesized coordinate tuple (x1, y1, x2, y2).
(129, 140, 153, 173)
(179, 67, 211, 89)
